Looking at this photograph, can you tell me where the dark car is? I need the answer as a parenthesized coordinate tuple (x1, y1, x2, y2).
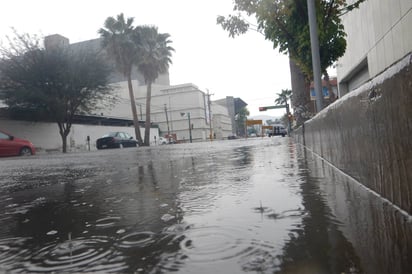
(0, 130, 36, 157)
(96, 132, 138, 149)
(228, 134, 238, 140)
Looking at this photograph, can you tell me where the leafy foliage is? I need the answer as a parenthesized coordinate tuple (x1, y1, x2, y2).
(135, 26, 174, 85)
(99, 15, 174, 146)
(218, 0, 366, 79)
(134, 25, 174, 146)
(0, 32, 114, 152)
(275, 89, 292, 105)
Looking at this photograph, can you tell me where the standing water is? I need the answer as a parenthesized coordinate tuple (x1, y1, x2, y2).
(0, 138, 410, 273)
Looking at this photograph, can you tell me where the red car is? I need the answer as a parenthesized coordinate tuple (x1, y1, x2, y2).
(0, 130, 36, 157)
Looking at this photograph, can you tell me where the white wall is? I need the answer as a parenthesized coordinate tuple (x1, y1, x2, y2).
(0, 119, 160, 152)
(211, 103, 232, 139)
(337, 0, 412, 93)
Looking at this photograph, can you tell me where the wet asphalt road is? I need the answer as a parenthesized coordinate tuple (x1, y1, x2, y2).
(0, 137, 410, 273)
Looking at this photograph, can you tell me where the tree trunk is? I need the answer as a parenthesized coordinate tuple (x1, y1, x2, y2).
(144, 82, 152, 146)
(61, 134, 67, 153)
(127, 74, 143, 146)
(58, 122, 71, 153)
(289, 56, 312, 126)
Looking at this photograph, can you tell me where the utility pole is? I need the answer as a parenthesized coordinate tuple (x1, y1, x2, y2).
(188, 112, 192, 143)
(139, 104, 143, 120)
(164, 104, 170, 140)
(206, 89, 214, 141)
(307, 0, 324, 112)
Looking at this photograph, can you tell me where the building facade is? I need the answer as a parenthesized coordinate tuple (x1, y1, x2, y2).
(211, 102, 233, 139)
(336, 0, 412, 96)
(214, 96, 247, 136)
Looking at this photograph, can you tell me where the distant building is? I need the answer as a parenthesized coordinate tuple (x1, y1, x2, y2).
(66, 36, 171, 86)
(44, 34, 70, 51)
(108, 83, 219, 142)
(214, 96, 247, 136)
(211, 102, 233, 139)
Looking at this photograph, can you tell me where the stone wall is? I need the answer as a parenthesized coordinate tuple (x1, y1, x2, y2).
(294, 54, 412, 214)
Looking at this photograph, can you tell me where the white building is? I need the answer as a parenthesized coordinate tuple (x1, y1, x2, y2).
(211, 102, 233, 139)
(105, 82, 221, 142)
(337, 0, 412, 96)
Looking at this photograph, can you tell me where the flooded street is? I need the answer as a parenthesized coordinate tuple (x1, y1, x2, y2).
(0, 137, 410, 273)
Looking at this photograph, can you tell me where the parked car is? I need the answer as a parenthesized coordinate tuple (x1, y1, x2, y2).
(96, 132, 138, 149)
(0, 130, 36, 157)
(158, 137, 168, 145)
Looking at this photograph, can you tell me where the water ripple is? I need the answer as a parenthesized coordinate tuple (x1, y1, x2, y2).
(24, 236, 115, 273)
(0, 237, 32, 266)
(116, 231, 156, 249)
(155, 224, 278, 272)
(94, 216, 122, 228)
(175, 226, 252, 262)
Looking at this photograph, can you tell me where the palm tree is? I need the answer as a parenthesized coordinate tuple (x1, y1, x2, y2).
(275, 89, 292, 106)
(134, 26, 174, 146)
(98, 13, 143, 146)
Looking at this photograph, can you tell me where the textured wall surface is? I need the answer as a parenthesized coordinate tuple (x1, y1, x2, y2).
(295, 55, 412, 214)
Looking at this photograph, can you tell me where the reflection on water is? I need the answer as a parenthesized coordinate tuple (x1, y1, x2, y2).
(0, 138, 410, 273)
(301, 147, 412, 274)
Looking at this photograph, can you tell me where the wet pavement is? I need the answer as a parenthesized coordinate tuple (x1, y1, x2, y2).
(0, 137, 410, 273)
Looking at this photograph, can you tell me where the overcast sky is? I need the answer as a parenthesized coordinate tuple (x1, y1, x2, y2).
(0, 0, 291, 117)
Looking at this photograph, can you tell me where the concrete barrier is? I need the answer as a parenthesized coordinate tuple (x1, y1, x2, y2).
(294, 54, 412, 215)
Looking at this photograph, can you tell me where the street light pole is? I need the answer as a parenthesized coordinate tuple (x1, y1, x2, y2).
(307, 0, 324, 112)
(188, 112, 192, 143)
(181, 112, 193, 143)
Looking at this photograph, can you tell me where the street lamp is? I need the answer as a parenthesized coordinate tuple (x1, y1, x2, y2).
(180, 112, 192, 143)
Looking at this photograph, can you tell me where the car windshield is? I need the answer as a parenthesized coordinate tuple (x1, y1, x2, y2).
(102, 132, 118, 138)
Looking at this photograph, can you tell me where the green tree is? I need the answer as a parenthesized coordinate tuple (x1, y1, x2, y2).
(219, 0, 364, 78)
(236, 106, 250, 136)
(0, 32, 114, 153)
(99, 13, 143, 146)
(275, 88, 292, 106)
(134, 26, 174, 146)
(218, 0, 365, 124)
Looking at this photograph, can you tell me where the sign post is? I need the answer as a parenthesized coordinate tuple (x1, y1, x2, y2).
(258, 105, 286, 111)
